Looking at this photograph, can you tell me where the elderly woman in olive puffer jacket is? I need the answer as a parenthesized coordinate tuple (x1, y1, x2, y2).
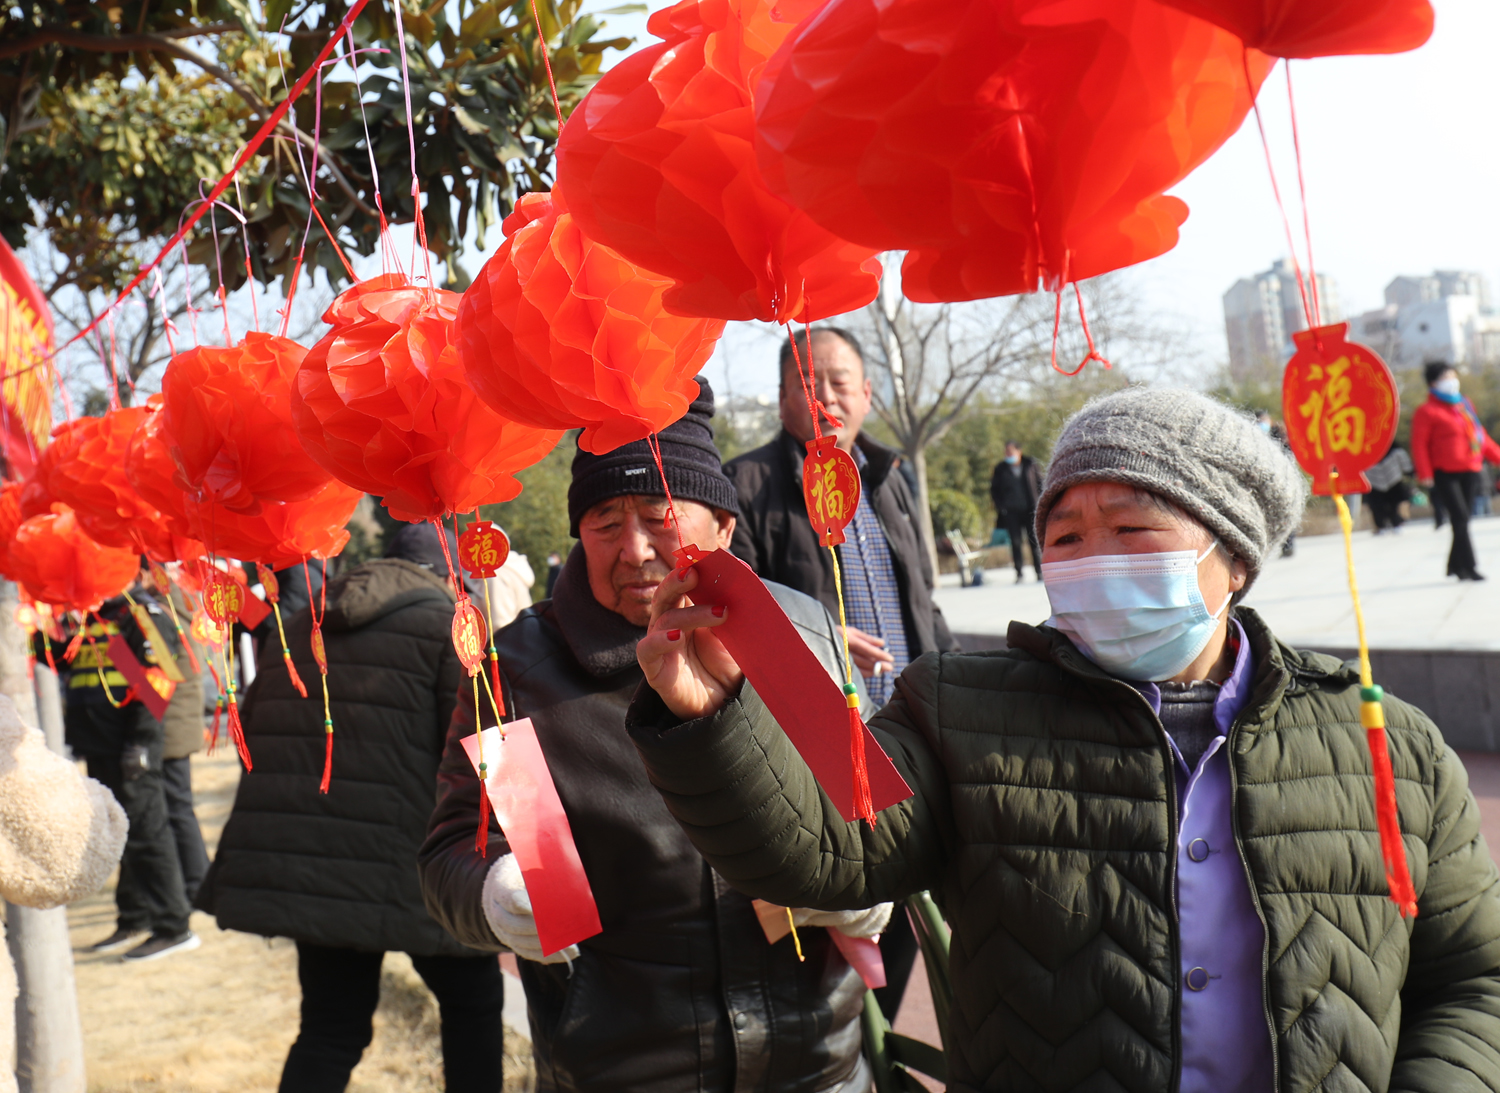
(0, 693, 127, 1093)
(628, 387, 1500, 1093)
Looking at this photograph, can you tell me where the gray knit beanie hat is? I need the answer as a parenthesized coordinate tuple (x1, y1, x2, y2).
(1034, 387, 1307, 590)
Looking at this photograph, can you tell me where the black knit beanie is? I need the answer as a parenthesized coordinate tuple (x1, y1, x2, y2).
(567, 377, 740, 536)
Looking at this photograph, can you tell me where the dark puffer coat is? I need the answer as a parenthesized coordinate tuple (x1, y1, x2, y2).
(627, 607, 1500, 1093)
(198, 558, 472, 956)
(418, 547, 870, 1093)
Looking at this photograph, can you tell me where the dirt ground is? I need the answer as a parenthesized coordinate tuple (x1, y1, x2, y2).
(68, 749, 535, 1093)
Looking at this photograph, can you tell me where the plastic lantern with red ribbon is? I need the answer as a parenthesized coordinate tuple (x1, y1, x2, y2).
(1155, 0, 1434, 58)
(554, 0, 883, 323)
(292, 274, 564, 523)
(9, 506, 141, 614)
(457, 191, 727, 454)
(752, 0, 1271, 305)
(160, 332, 329, 512)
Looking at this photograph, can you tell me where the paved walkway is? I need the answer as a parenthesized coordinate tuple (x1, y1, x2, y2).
(935, 515, 1500, 651)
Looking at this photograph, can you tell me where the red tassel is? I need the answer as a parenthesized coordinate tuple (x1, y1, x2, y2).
(226, 698, 253, 771)
(319, 724, 333, 794)
(63, 630, 84, 664)
(848, 700, 876, 827)
(209, 698, 222, 752)
(1368, 724, 1418, 916)
(475, 763, 491, 857)
(284, 653, 309, 698)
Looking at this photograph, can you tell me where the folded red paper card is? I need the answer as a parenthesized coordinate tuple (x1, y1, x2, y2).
(684, 547, 912, 822)
(462, 720, 603, 957)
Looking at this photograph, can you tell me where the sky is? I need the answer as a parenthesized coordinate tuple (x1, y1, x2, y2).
(577, 0, 1500, 399)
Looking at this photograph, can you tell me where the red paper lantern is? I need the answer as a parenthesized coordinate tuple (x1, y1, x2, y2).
(753, 0, 1272, 303)
(292, 274, 563, 522)
(38, 407, 197, 562)
(10, 506, 141, 613)
(458, 191, 726, 454)
(1154, 0, 1433, 58)
(0, 481, 23, 581)
(160, 332, 328, 512)
(18, 419, 86, 518)
(124, 398, 205, 563)
(183, 481, 362, 569)
(554, 0, 883, 324)
(1280, 322, 1399, 496)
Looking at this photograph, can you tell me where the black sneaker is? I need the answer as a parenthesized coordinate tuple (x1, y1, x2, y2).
(122, 930, 201, 962)
(88, 928, 146, 954)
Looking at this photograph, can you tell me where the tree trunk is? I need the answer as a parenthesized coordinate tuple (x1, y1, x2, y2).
(0, 578, 88, 1093)
(908, 445, 941, 588)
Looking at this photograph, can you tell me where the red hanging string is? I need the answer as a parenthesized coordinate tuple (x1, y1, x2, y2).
(645, 434, 687, 554)
(1284, 63, 1321, 329)
(528, 0, 564, 127)
(1050, 281, 1112, 377)
(52, 0, 375, 360)
(1245, 53, 1316, 335)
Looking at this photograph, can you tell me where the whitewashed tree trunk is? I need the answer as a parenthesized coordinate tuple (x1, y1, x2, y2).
(0, 578, 87, 1093)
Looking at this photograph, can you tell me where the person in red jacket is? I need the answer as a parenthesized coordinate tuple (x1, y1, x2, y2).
(1411, 361, 1500, 581)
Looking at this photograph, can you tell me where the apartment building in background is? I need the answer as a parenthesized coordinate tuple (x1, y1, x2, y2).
(1222, 259, 1342, 380)
(1348, 270, 1500, 369)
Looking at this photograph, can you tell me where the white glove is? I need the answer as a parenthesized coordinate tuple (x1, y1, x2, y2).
(791, 902, 893, 939)
(481, 853, 580, 965)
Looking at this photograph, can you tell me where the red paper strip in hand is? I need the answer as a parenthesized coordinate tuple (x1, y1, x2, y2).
(683, 547, 912, 822)
(461, 721, 603, 957)
(802, 437, 860, 547)
(237, 590, 272, 630)
(106, 633, 177, 719)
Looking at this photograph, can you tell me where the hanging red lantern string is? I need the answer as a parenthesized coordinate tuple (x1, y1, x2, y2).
(554, 0, 883, 325)
(457, 189, 727, 454)
(751, 0, 1271, 320)
(300, 561, 335, 793)
(290, 274, 563, 523)
(201, 567, 252, 769)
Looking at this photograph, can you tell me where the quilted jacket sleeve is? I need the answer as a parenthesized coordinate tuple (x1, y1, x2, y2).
(1391, 740, 1500, 1091)
(625, 653, 958, 911)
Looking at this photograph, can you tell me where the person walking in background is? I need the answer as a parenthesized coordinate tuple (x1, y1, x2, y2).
(67, 583, 199, 963)
(198, 523, 505, 1093)
(158, 585, 210, 904)
(1366, 442, 1414, 535)
(989, 440, 1043, 583)
(722, 328, 956, 1020)
(420, 380, 881, 1093)
(1412, 361, 1500, 581)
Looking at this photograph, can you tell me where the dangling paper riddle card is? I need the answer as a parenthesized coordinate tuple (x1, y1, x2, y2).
(461, 720, 603, 957)
(683, 547, 913, 823)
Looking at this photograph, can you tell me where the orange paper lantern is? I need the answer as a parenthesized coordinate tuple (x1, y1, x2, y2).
(10, 506, 140, 613)
(18, 419, 86, 518)
(0, 481, 23, 581)
(457, 191, 726, 454)
(183, 481, 362, 569)
(292, 274, 563, 522)
(554, 0, 882, 323)
(160, 332, 329, 512)
(1155, 0, 1434, 58)
(123, 398, 205, 563)
(753, 0, 1271, 303)
(39, 406, 199, 562)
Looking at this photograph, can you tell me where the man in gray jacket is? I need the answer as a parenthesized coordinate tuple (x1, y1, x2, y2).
(419, 380, 883, 1093)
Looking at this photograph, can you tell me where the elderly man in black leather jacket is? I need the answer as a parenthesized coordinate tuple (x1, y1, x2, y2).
(419, 380, 880, 1093)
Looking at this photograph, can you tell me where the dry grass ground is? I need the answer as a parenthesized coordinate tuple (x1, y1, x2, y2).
(68, 749, 535, 1092)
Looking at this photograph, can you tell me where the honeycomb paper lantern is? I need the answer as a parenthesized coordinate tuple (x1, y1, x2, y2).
(10, 507, 140, 613)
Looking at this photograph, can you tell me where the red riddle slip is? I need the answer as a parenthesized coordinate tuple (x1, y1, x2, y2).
(462, 720, 602, 958)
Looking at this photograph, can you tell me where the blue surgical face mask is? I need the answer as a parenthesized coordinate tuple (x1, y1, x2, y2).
(1257, 420, 1272, 434)
(1433, 375, 1462, 403)
(1042, 542, 1230, 682)
(1004, 454, 1020, 465)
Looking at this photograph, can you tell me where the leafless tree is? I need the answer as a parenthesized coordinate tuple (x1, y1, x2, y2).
(846, 255, 1195, 576)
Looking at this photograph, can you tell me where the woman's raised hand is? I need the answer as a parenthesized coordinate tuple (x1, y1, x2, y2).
(636, 566, 744, 720)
